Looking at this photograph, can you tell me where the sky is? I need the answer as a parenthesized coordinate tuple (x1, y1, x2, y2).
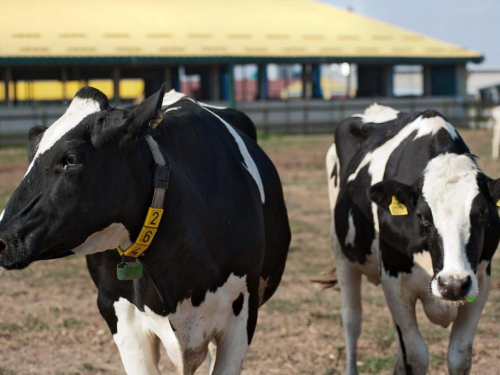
(318, 0, 500, 68)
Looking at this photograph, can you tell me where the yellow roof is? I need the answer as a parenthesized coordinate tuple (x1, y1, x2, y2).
(0, 0, 482, 63)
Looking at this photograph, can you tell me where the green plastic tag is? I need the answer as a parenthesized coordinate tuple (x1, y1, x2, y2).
(467, 295, 477, 303)
(117, 260, 143, 280)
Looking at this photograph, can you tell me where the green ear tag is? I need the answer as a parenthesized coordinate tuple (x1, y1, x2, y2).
(389, 196, 408, 216)
(496, 199, 500, 207)
(117, 259, 143, 280)
(466, 295, 477, 303)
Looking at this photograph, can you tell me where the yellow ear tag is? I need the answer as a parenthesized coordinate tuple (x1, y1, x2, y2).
(389, 195, 408, 216)
(149, 110, 163, 129)
(496, 199, 500, 207)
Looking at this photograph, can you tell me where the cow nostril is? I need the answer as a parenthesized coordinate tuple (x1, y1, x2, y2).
(460, 275, 472, 295)
(437, 276, 444, 288)
(0, 239, 7, 253)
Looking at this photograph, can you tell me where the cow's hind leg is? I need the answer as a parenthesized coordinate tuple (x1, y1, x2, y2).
(211, 292, 256, 375)
(447, 264, 490, 375)
(327, 143, 363, 375)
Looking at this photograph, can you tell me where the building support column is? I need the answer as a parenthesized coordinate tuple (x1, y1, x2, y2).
(384, 65, 393, 97)
(257, 64, 268, 100)
(209, 65, 221, 100)
(164, 67, 172, 90)
(227, 63, 235, 108)
(423, 65, 432, 96)
(171, 66, 180, 92)
(4, 67, 12, 107)
(455, 63, 467, 101)
(301, 63, 310, 99)
(113, 66, 121, 104)
(312, 64, 323, 99)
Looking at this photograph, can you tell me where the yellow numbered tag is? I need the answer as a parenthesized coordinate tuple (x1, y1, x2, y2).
(123, 243, 148, 257)
(135, 227, 158, 246)
(389, 195, 408, 216)
(144, 208, 164, 228)
(496, 199, 500, 207)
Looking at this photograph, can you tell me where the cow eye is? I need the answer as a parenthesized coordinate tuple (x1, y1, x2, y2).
(65, 154, 78, 165)
(61, 153, 81, 171)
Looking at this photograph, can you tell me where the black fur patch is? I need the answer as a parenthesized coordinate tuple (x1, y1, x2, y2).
(331, 164, 338, 186)
(74, 86, 109, 110)
(232, 293, 244, 316)
(396, 325, 413, 375)
(420, 109, 446, 121)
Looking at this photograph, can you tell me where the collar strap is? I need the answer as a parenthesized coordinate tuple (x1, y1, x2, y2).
(117, 135, 170, 258)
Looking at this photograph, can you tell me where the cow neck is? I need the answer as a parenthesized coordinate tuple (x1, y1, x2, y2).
(116, 134, 171, 258)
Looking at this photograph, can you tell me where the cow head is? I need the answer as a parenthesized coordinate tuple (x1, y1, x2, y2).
(369, 153, 500, 302)
(0, 85, 165, 269)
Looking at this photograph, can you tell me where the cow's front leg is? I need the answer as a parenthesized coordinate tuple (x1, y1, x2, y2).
(381, 272, 428, 375)
(447, 263, 490, 375)
(112, 298, 162, 375)
(211, 292, 256, 375)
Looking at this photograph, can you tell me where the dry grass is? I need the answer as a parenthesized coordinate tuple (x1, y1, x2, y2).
(0, 129, 500, 374)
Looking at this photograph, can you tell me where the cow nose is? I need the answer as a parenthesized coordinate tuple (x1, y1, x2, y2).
(0, 238, 7, 254)
(437, 275, 472, 300)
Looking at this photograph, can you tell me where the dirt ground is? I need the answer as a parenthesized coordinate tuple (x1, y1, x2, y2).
(1, 129, 500, 375)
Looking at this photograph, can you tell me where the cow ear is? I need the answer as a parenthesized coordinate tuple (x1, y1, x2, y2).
(488, 178, 500, 207)
(369, 180, 419, 216)
(118, 83, 166, 148)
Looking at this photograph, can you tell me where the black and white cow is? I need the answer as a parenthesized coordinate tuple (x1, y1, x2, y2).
(326, 104, 500, 375)
(0, 86, 291, 374)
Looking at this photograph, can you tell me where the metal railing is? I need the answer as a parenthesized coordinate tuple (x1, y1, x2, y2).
(0, 98, 496, 146)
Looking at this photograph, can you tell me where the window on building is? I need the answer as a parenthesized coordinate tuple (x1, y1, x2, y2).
(393, 65, 424, 97)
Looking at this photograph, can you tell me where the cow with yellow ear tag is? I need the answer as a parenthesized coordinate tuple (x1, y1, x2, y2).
(327, 105, 500, 375)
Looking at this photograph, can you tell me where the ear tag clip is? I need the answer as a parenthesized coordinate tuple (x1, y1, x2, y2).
(149, 110, 163, 129)
(496, 199, 500, 207)
(117, 256, 143, 280)
(389, 196, 408, 216)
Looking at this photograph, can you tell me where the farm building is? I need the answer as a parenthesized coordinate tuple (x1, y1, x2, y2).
(0, 0, 484, 139)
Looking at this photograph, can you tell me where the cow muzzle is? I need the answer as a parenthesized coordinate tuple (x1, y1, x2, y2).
(431, 270, 477, 301)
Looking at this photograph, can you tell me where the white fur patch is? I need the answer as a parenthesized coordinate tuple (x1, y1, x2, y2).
(191, 99, 265, 204)
(164, 106, 181, 113)
(0, 210, 4, 225)
(412, 250, 433, 276)
(326, 144, 340, 212)
(413, 115, 458, 140)
(423, 154, 479, 299)
(162, 89, 186, 107)
(71, 223, 131, 255)
(25, 97, 101, 176)
(199, 102, 227, 110)
(347, 113, 459, 183)
(113, 273, 249, 374)
(352, 103, 399, 123)
(345, 210, 356, 247)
